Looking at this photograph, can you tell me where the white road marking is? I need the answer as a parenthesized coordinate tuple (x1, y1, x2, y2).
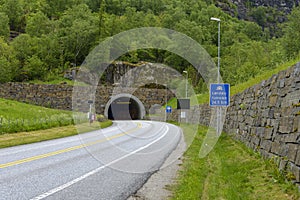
(30, 123, 170, 200)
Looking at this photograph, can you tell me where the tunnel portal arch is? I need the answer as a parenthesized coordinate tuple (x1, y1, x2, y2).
(104, 93, 146, 120)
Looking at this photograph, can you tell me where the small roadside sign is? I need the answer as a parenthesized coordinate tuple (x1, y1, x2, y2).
(166, 106, 172, 113)
(177, 99, 190, 109)
(210, 83, 230, 107)
(181, 111, 186, 118)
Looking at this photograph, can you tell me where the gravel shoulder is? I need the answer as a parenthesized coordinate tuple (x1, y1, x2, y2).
(128, 132, 186, 200)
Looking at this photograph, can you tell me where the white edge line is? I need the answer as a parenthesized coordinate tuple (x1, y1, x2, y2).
(30, 124, 170, 200)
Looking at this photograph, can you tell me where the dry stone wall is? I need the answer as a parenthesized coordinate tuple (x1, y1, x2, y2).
(0, 83, 173, 115)
(229, 63, 300, 182)
(225, 63, 300, 184)
(0, 83, 74, 110)
(175, 62, 300, 184)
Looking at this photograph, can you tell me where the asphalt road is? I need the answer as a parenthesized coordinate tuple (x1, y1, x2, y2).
(0, 121, 182, 200)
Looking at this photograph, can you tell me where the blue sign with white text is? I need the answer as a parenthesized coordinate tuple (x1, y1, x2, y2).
(210, 83, 230, 107)
(166, 106, 172, 113)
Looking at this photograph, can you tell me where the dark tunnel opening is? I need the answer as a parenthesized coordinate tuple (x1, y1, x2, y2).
(108, 97, 141, 120)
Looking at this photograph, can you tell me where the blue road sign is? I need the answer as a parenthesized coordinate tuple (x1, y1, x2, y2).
(210, 83, 230, 106)
(166, 106, 172, 113)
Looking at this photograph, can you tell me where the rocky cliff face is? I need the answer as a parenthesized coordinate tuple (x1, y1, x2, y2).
(219, 0, 299, 18)
(229, 0, 299, 19)
(216, 0, 299, 36)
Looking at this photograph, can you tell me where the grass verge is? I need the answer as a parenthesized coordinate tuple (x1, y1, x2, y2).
(0, 120, 112, 149)
(196, 58, 300, 104)
(170, 126, 300, 199)
(0, 98, 85, 134)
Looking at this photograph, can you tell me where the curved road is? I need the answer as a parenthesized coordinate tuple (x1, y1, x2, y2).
(0, 121, 182, 200)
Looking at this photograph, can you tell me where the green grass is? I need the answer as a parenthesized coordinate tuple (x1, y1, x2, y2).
(164, 95, 199, 108)
(0, 98, 86, 134)
(28, 77, 89, 86)
(29, 79, 74, 85)
(164, 97, 178, 109)
(229, 58, 299, 96)
(0, 120, 112, 148)
(170, 126, 300, 200)
(195, 58, 300, 104)
(0, 98, 113, 148)
(0, 98, 71, 119)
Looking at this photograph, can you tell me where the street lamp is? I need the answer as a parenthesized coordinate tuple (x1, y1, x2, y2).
(183, 70, 188, 98)
(211, 17, 221, 136)
(210, 17, 221, 84)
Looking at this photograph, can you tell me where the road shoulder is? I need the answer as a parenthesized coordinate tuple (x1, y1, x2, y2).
(128, 132, 186, 200)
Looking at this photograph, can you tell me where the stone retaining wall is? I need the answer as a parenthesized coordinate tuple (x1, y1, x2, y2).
(0, 83, 74, 110)
(225, 63, 300, 184)
(174, 63, 300, 184)
(0, 83, 173, 115)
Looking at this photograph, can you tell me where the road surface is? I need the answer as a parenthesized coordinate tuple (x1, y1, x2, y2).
(0, 121, 182, 200)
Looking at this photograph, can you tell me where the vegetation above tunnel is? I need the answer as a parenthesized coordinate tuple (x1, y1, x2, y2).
(0, 0, 300, 94)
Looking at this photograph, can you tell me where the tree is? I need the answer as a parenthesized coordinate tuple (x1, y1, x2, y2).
(0, 38, 18, 83)
(11, 34, 33, 66)
(10, 34, 34, 66)
(222, 38, 271, 84)
(241, 21, 264, 41)
(0, 0, 25, 32)
(97, 0, 106, 39)
(44, 0, 85, 18)
(0, 12, 10, 39)
(175, 19, 205, 43)
(23, 0, 49, 17)
(105, 0, 129, 15)
(0, 0, 287, 85)
(58, 4, 98, 66)
(23, 55, 47, 81)
(250, 7, 267, 29)
(282, 7, 300, 58)
(38, 35, 61, 72)
(161, 4, 186, 29)
(26, 11, 53, 37)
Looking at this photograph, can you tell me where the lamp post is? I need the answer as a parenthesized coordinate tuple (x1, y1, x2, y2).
(183, 70, 189, 123)
(211, 17, 221, 136)
(210, 17, 221, 84)
(183, 70, 188, 98)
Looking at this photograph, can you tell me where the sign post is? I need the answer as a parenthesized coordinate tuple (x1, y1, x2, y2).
(165, 106, 172, 122)
(177, 99, 190, 123)
(209, 83, 230, 136)
(88, 100, 94, 124)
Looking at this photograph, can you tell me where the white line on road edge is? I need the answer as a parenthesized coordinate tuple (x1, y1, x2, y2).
(30, 123, 170, 200)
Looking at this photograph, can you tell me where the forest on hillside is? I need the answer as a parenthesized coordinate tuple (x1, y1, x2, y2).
(0, 0, 300, 93)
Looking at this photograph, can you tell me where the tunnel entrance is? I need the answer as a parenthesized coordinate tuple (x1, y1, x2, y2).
(105, 94, 145, 120)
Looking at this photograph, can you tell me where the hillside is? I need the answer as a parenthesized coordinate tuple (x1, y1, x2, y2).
(0, 0, 300, 93)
